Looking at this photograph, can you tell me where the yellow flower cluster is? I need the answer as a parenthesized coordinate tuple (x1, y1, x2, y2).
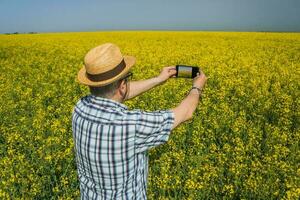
(0, 31, 299, 199)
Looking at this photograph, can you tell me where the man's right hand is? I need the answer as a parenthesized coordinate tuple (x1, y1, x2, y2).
(192, 70, 207, 90)
(170, 69, 208, 130)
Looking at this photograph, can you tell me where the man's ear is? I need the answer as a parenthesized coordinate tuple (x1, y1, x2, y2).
(115, 79, 124, 95)
(118, 79, 127, 99)
(119, 79, 126, 90)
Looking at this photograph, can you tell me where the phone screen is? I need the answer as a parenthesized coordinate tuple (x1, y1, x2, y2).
(178, 66, 192, 78)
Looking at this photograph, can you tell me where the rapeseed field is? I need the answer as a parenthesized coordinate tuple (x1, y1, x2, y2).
(0, 31, 299, 199)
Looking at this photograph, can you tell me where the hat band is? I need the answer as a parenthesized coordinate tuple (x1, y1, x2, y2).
(86, 59, 126, 82)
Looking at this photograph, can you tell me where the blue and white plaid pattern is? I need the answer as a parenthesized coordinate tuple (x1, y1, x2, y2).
(72, 94, 174, 199)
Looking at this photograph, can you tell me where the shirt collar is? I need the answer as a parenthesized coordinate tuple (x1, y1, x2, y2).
(88, 94, 128, 110)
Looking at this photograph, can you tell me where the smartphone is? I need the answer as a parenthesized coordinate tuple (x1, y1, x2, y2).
(175, 65, 200, 78)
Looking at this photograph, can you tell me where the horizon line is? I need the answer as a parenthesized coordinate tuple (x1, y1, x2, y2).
(2, 29, 300, 35)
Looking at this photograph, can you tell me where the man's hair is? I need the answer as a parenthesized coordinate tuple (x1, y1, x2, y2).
(89, 79, 123, 98)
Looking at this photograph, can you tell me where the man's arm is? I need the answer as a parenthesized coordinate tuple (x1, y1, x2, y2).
(125, 77, 162, 100)
(170, 71, 207, 130)
(125, 66, 176, 100)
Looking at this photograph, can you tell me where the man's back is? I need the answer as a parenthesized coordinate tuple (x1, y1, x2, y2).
(72, 94, 174, 199)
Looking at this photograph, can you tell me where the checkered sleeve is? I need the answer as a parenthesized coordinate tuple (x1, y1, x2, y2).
(134, 109, 175, 153)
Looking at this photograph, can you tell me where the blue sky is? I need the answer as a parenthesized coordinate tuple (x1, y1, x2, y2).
(0, 0, 299, 33)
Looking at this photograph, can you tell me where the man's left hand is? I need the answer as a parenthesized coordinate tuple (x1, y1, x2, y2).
(157, 66, 177, 83)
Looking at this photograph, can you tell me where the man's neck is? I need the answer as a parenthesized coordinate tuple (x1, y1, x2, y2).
(92, 92, 124, 103)
(108, 94, 123, 103)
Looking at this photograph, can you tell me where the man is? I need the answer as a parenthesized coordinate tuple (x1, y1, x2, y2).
(72, 43, 207, 199)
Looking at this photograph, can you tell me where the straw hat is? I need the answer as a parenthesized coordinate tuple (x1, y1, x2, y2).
(77, 43, 136, 87)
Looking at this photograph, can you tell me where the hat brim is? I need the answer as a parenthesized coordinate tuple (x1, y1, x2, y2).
(77, 55, 136, 87)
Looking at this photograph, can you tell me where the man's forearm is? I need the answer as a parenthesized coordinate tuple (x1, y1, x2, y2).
(126, 77, 163, 100)
(181, 90, 200, 119)
(170, 89, 200, 129)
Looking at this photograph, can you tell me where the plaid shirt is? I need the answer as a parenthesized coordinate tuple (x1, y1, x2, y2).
(72, 94, 174, 199)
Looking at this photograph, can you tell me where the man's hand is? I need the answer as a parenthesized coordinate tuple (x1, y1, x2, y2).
(192, 70, 207, 90)
(126, 66, 176, 100)
(170, 69, 208, 130)
(125, 66, 177, 100)
(156, 66, 177, 83)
